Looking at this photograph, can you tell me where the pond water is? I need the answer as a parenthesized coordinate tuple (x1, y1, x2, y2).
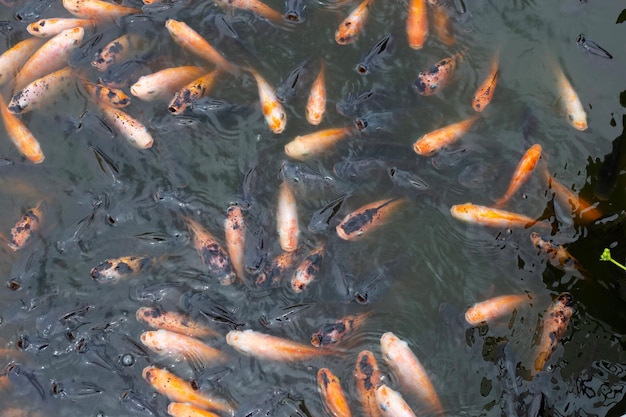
(0, 0, 625, 416)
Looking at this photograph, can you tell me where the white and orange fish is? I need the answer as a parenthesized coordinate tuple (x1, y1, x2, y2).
(62, 0, 140, 20)
(375, 384, 417, 417)
(136, 306, 220, 338)
(142, 366, 234, 414)
(450, 203, 549, 229)
(8, 67, 75, 114)
(413, 51, 463, 96)
(90, 255, 146, 283)
(8, 201, 44, 250)
(82, 80, 131, 108)
(214, 0, 283, 23)
(165, 19, 235, 72)
(224, 205, 246, 282)
(167, 403, 221, 417)
(13, 27, 84, 92)
(465, 294, 530, 326)
(0, 95, 45, 164)
(225, 329, 335, 361)
(494, 144, 542, 207)
(336, 198, 405, 241)
(380, 332, 444, 415)
(335, 0, 373, 45)
(317, 368, 352, 417)
(98, 104, 154, 149)
(533, 292, 574, 374)
(284, 126, 353, 160)
(306, 61, 326, 125)
(140, 330, 227, 368)
(248, 68, 286, 134)
(277, 181, 300, 252)
(92, 33, 144, 72)
(406, 0, 428, 50)
(0, 38, 44, 87)
(291, 243, 324, 293)
(354, 350, 382, 417)
(551, 60, 587, 131)
(27, 18, 94, 38)
(472, 49, 499, 112)
(131, 66, 206, 102)
(413, 114, 479, 156)
(169, 70, 220, 114)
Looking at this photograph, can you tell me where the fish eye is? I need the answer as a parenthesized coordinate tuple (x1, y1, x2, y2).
(568, 114, 574, 121)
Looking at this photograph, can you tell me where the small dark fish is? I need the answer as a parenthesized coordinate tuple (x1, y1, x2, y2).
(15, 0, 53, 22)
(235, 388, 310, 417)
(276, 58, 312, 103)
(356, 33, 394, 75)
(191, 97, 238, 115)
(50, 380, 103, 398)
(352, 256, 405, 304)
(354, 111, 396, 135)
(333, 158, 387, 181)
(6, 363, 45, 400)
(336, 89, 390, 118)
(120, 389, 159, 416)
(134, 282, 188, 302)
(284, 0, 307, 22)
(308, 194, 348, 234)
(576, 33, 613, 59)
(279, 161, 339, 198)
(260, 303, 314, 328)
(98, 59, 152, 89)
(388, 167, 429, 191)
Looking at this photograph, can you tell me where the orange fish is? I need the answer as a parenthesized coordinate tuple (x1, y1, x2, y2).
(0, 95, 45, 164)
(27, 18, 94, 38)
(8, 201, 44, 250)
(306, 61, 326, 125)
(380, 332, 443, 415)
(136, 306, 220, 338)
(248, 68, 286, 134)
(336, 197, 405, 241)
(413, 51, 463, 96)
(82, 80, 131, 108)
(0, 38, 45, 87)
(551, 60, 587, 131)
(472, 49, 499, 112)
(375, 384, 417, 417)
(225, 329, 335, 361)
(533, 292, 574, 374)
(140, 330, 227, 369)
(494, 144, 542, 207)
(13, 27, 84, 92)
(284, 126, 353, 160)
(90, 255, 146, 283)
(311, 312, 368, 347)
(406, 0, 428, 49)
(168, 403, 221, 417)
(62, 0, 141, 20)
(291, 243, 325, 293)
(98, 104, 154, 149)
(255, 251, 297, 288)
(464, 294, 530, 326)
(450, 203, 549, 229)
(131, 66, 206, 102)
(277, 181, 300, 252)
(224, 205, 246, 282)
(335, 0, 373, 45)
(9, 67, 75, 114)
(215, 0, 283, 23)
(413, 114, 479, 156)
(169, 70, 220, 114)
(317, 368, 352, 417)
(431, 3, 454, 46)
(142, 366, 234, 414)
(183, 215, 236, 285)
(354, 350, 382, 417)
(92, 33, 144, 72)
(165, 19, 235, 72)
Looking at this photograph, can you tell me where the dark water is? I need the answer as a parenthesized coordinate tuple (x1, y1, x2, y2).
(0, 0, 625, 416)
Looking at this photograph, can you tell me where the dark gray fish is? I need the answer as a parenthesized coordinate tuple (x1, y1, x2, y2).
(99, 59, 152, 89)
(15, 0, 52, 22)
(276, 58, 313, 103)
(50, 380, 103, 398)
(6, 363, 46, 400)
(336, 89, 391, 118)
(120, 389, 159, 416)
(279, 161, 340, 198)
(458, 162, 497, 189)
(259, 303, 314, 328)
(244, 213, 270, 274)
(356, 33, 394, 75)
(16, 335, 49, 352)
(308, 194, 348, 233)
(431, 147, 473, 170)
(354, 111, 396, 135)
(351, 256, 405, 304)
(134, 281, 188, 302)
(69, 32, 105, 67)
(284, 0, 307, 23)
(191, 97, 239, 115)
(577, 33, 613, 59)
(333, 158, 387, 181)
(235, 388, 311, 417)
(387, 167, 429, 191)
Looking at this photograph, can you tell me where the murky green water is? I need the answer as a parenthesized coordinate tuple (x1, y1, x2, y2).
(0, 0, 625, 416)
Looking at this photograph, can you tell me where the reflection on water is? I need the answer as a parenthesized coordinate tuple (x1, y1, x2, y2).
(0, 0, 625, 416)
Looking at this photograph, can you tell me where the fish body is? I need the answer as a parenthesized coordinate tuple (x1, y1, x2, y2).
(98, 104, 154, 149)
(183, 216, 236, 285)
(136, 306, 219, 338)
(465, 294, 530, 326)
(0, 38, 44, 87)
(552, 61, 587, 131)
(291, 243, 324, 293)
(540, 166, 601, 223)
(533, 292, 574, 373)
(90, 255, 146, 283)
(431, 4, 454, 46)
(168, 403, 221, 417)
(284, 127, 353, 160)
(8, 201, 44, 250)
(225, 329, 334, 361)
(92, 33, 143, 72)
(354, 350, 382, 417)
(140, 330, 226, 367)
(82, 80, 131, 108)
(142, 366, 233, 414)
(0, 95, 45, 164)
(380, 332, 443, 415)
(306, 61, 326, 125)
(13, 27, 84, 92)
(494, 144, 542, 207)
(27, 18, 94, 38)
(9, 67, 75, 114)
(224, 205, 246, 282)
(406, 0, 427, 49)
(413, 52, 461, 96)
(472, 50, 499, 112)
(336, 198, 404, 241)
(413, 114, 479, 155)
(255, 251, 297, 287)
(249, 68, 286, 134)
(217, 0, 283, 23)
(277, 181, 300, 252)
(576, 33, 612, 59)
(450, 203, 549, 229)
(376, 384, 417, 417)
(169, 70, 220, 114)
(529, 232, 584, 273)
(356, 33, 394, 75)
(317, 368, 352, 417)
(311, 312, 367, 347)
(62, 0, 140, 20)
(335, 0, 372, 45)
(131, 66, 205, 102)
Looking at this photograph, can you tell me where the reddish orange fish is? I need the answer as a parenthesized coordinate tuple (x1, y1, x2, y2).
(465, 294, 530, 326)
(318, 368, 352, 417)
(450, 203, 549, 229)
(533, 292, 574, 374)
(142, 366, 234, 413)
(494, 144, 542, 207)
(336, 197, 405, 241)
(406, 0, 428, 49)
(225, 329, 335, 361)
(0, 95, 45, 163)
(168, 403, 221, 417)
(306, 61, 326, 125)
(8, 201, 44, 250)
(431, 3, 454, 46)
(284, 127, 353, 161)
(291, 243, 325, 293)
(472, 49, 499, 112)
(413, 114, 479, 156)
(136, 306, 219, 338)
(169, 70, 220, 114)
(354, 350, 382, 417)
(335, 0, 373, 45)
(277, 181, 300, 252)
(311, 312, 368, 347)
(413, 51, 463, 96)
(224, 205, 246, 282)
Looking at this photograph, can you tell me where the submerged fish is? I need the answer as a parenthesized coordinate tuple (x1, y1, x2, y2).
(317, 368, 352, 417)
(168, 402, 221, 417)
(311, 312, 368, 347)
(90, 255, 147, 283)
(0, 38, 44, 87)
(9, 201, 44, 250)
(413, 51, 463, 96)
(169, 70, 221, 114)
(550, 60, 587, 131)
(494, 144, 542, 207)
(92, 33, 144, 72)
(62, 0, 140, 20)
(136, 306, 219, 338)
(376, 384, 417, 417)
(413, 114, 479, 156)
(336, 197, 405, 241)
(357, 33, 394, 75)
(291, 243, 325, 293)
(472, 49, 499, 112)
(277, 181, 300, 253)
(306, 61, 326, 125)
(406, 0, 427, 49)
(533, 292, 574, 374)
(224, 205, 246, 282)
(225, 329, 335, 361)
(465, 294, 530, 326)
(354, 350, 382, 417)
(335, 0, 373, 45)
(529, 232, 585, 275)
(576, 33, 612, 59)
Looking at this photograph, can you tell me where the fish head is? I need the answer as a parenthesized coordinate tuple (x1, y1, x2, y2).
(568, 112, 588, 131)
(379, 331, 398, 360)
